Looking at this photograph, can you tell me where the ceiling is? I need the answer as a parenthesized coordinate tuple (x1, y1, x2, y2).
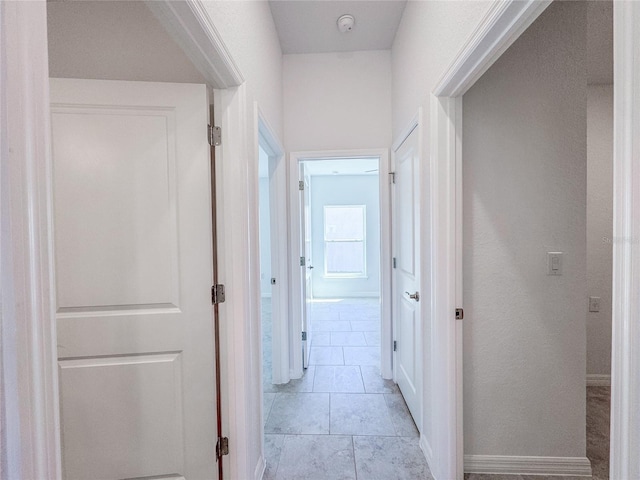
(269, 0, 407, 55)
(587, 0, 613, 84)
(303, 158, 379, 176)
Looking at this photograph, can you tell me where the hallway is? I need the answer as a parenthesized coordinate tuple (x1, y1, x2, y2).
(262, 298, 432, 479)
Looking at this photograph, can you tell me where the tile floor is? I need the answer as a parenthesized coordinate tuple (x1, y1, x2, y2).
(261, 298, 432, 480)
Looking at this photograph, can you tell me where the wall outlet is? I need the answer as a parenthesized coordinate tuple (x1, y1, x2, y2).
(547, 252, 563, 275)
(589, 296, 601, 312)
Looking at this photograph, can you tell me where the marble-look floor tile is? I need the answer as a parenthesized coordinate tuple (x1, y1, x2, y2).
(309, 309, 340, 322)
(309, 346, 344, 365)
(263, 392, 276, 425)
(314, 320, 352, 332)
(276, 435, 356, 480)
(364, 331, 381, 346)
(312, 333, 331, 346)
(263, 434, 284, 480)
(360, 366, 399, 394)
(353, 436, 433, 480)
(265, 392, 330, 434)
(331, 332, 367, 346)
(330, 393, 395, 436)
(271, 366, 316, 393)
(384, 393, 419, 437)
(343, 346, 380, 366)
(313, 366, 365, 393)
(350, 320, 379, 332)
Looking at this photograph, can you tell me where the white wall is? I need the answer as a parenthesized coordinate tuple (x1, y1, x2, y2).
(390, 0, 492, 452)
(310, 175, 380, 298)
(47, 1, 206, 84)
(283, 50, 391, 152)
(462, 0, 587, 460)
(391, 1, 492, 138)
(205, 1, 284, 141)
(587, 84, 613, 378)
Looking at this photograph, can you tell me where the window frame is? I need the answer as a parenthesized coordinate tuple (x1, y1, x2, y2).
(322, 204, 367, 278)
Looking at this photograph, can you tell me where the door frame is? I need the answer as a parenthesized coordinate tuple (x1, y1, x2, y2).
(288, 149, 393, 380)
(429, 1, 640, 479)
(255, 105, 289, 386)
(1, 0, 253, 478)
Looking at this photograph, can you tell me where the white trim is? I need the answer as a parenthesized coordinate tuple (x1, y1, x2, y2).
(214, 84, 254, 480)
(610, 3, 640, 479)
(419, 434, 434, 472)
(429, 95, 458, 480)
(464, 455, 592, 477)
(587, 374, 611, 387)
(433, 0, 552, 97)
(288, 149, 392, 379)
(145, 0, 243, 88)
(429, 2, 554, 480)
(255, 103, 289, 388)
(1, 1, 62, 478)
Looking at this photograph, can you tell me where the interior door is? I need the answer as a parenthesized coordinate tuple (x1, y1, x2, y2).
(393, 126, 422, 429)
(300, 164, 313, 368)
(51, 78, 218, 480)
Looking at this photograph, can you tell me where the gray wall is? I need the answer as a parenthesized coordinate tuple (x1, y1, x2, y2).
(462, 1, 587, 458)
(587, 84, 613, 377)
(310, 175, 380, 298)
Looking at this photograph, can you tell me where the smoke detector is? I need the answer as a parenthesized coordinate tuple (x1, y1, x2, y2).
(337, 14, 355, 33)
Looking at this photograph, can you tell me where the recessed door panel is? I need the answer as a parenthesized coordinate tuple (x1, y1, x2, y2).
(52, 107, 179, 311)
(59, 353, 184, 479)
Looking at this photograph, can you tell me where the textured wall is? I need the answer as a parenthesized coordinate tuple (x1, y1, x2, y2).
(47, 1, 206, 84)
(587, 84, 613, 377)
(205, 0, 284, 141)
(283, 50, 391, 152)
(391, 0, 492, 448)
(462, 1, 587, 458)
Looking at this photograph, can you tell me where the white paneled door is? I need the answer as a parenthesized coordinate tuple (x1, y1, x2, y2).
(393, 127, 422, 429)
(51, 79, 218, 480)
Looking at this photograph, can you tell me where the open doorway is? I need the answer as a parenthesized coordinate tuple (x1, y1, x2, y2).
(261, 152, 429, 478)
(460, 2, 613, 478)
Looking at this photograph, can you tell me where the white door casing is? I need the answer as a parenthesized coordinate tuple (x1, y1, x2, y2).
(301, 166, 313, 369)
(51, 78, 218, 480)
(393, 125, 422, 430)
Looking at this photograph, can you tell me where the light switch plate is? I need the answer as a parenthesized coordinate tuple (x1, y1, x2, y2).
(548, 252, 563, 275)
(589, 296, 601, 312)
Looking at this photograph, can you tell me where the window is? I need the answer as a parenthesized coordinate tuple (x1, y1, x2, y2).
(323, 205, 366, 277)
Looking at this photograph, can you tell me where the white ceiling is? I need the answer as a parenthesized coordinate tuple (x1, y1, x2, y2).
(587, 0, 613, 84)
(269, 0, 407, 55)
(303, 158, 379, 176)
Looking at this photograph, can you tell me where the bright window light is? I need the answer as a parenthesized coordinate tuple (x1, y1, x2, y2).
(324, 205, 366, 276)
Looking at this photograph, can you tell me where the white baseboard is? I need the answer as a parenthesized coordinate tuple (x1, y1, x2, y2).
(464, 455, 592, 477)
(587, 374, 611, 387)
(419, 434, 433, 469)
